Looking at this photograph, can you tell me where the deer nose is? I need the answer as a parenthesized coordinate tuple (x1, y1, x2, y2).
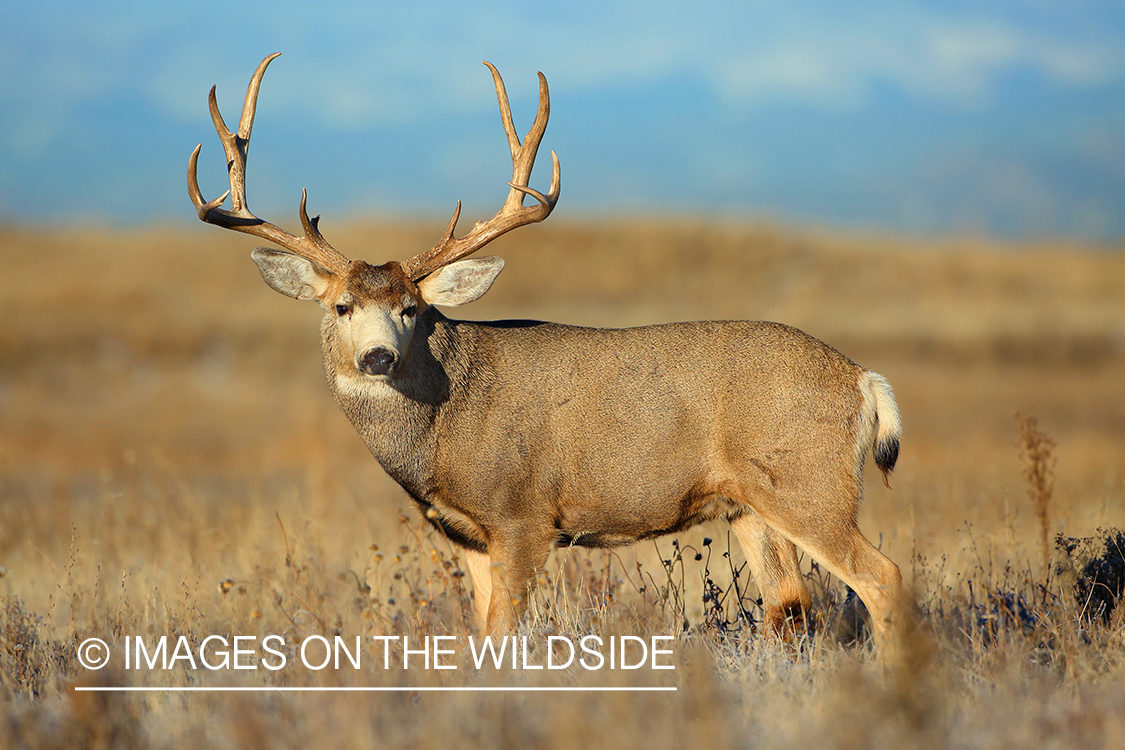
(358, 347, 396, 376)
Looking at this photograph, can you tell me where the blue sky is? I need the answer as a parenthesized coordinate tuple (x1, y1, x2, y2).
(2, 1, 1124, 240)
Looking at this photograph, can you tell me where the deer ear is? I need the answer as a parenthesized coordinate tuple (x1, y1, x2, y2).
(251, 247, 333, 301)
(416, 256, 505, 307)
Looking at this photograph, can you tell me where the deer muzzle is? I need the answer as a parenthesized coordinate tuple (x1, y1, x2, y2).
(358, 347, 397, 377)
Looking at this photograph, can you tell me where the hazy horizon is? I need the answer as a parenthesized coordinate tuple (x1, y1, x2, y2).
(3, 2, 1124, 241)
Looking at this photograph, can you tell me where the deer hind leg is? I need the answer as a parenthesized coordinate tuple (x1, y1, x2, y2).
(796, 528, 902, 661)
(755, 502, 902, 660)
(730, 510, 811, 636)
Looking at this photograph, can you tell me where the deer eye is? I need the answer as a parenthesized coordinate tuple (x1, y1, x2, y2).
(335, 304, 350, 317)
(402, 305, 417, 319)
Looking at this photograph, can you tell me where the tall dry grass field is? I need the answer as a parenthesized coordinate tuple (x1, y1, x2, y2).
(1, 219, 1124, 748)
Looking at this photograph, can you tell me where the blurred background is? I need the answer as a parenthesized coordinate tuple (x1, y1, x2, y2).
(2, 1, 1125, 238)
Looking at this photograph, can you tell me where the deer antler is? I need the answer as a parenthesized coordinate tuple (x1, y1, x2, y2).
(188, 53, 351, 274)
(401, 62, 561, 281)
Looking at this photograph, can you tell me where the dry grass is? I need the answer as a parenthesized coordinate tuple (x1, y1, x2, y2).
(1, 219, 1124, 748)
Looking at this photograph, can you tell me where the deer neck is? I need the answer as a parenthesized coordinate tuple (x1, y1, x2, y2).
(321, 310, 480, 495)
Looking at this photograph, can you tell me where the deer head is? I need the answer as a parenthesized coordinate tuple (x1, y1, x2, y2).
(188, 53, 560, 382)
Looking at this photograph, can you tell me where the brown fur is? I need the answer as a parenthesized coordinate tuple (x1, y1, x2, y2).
(310, 261, 904, 656)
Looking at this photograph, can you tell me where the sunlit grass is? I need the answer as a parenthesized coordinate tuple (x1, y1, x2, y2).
(1, 220, 1123, 747)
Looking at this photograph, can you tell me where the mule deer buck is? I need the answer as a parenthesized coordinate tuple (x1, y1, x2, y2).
(188, 54, 904, 656)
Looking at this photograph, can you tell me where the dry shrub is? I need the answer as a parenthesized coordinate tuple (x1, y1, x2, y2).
(1016, 413, 1057, 583)
(1056, 528, 1125, 621)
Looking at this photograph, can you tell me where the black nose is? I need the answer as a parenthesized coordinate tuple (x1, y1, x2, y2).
(359, 348, 396, 376)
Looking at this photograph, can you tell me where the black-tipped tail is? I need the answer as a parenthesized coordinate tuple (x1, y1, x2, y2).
(862, 371, 902, 490)
(874, 434, 899, 476)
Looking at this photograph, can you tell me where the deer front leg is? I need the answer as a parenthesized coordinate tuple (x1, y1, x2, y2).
(464, 547, 492, 633)
(481, 531, 553, 634)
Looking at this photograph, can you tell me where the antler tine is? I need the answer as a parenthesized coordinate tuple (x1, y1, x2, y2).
(493, 65, 553, 212)
(401, 63, 561, 281)
(488, 63, 523, 165)
(187, 53, 350, 274)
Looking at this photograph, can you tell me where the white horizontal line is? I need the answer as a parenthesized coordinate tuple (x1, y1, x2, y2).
(73, 686, 676, 693)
